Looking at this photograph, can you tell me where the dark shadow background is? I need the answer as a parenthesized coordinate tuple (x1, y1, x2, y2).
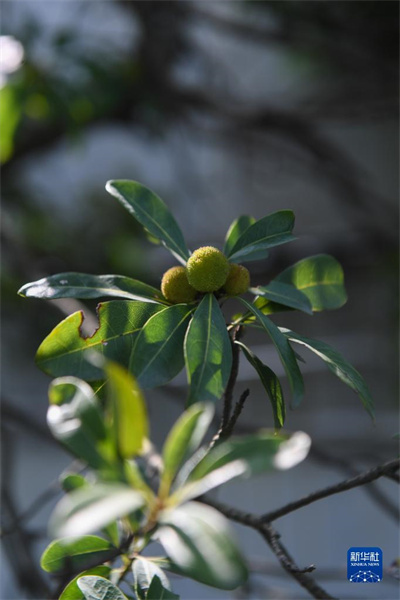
(1, 2, 399, 599)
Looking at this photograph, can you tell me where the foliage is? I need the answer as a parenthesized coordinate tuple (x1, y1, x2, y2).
(19, 179, 374, 597)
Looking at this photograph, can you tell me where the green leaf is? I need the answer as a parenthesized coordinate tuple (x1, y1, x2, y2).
(227, 211, 295, 263)
(275, 254, 347, 311)
(158, 502, 248, 590)
(236, 342, 285, 429)
(133, 558, 172, 599)
(174, 430, 310, 503)
(184, 294, 232, 405)
(160, 403, 214, 495)
(105, 362, 148, 458)
(49, 377, 106, 440)
(77, 576, 127, 600)
(281, 328, 374, 419)
(40, 536, 114, 574)
(18, 273, 167, 304)
(60, 473, 88, 493)
(147, 576, 179, 600)
(50, 484, 146, 538)
(47, 378, 107, 468)
(251, 281, 313, 315)
(59, 566, 111, 600)
(36, 301, 162, 380)
(224, 215, 255, 256)
(105, 180, 190, 265)
(130, 305, 193, 389)
(239, 299, 304, 407)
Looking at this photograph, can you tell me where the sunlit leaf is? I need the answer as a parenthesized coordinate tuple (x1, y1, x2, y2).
(36, 301, 162, 380)
(281, 328, 374, 419)
(130, 305, 193, 389)
(158, 502, 248, 590)
(251, 281, 313, 315)
(227, 211, 295, 262)
(18, 273, 167, 304)
(236, 341, 285, 429)
(239, 299, 304, 407)
(133, 557, 172, 599)
(184, 294, 232, 405)
(105, 362, 148, 458)
(160, 403, 214, 495)
(174, 430, 310, 503)
(47, 378, 107, 468)
(106, 180, 190, 265)
(59, 566, 111, 600)
(50, 484, 146, 538)
(77, 576, 127, 600)
(275, 254, 347, 311)
(40, 536, 114, 574)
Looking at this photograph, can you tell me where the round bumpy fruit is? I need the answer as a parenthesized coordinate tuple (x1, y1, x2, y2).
(161, 266, 197, 304)
(223, 263, 250, 296)
(186, 246, 230, 292)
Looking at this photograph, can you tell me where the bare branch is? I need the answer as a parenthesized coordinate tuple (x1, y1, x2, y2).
(261, 458, 400, 522)
(204, 498, 335, 600)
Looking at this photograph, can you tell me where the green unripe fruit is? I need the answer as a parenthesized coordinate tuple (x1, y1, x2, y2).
(161, 266, 197, 304)
(223, 263, 250, 296)
(186, 246, 230, 292)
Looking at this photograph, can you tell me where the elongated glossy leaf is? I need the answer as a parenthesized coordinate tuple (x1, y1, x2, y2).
(160, 403, 214, 493)
(36, 301, 162, 380)
(227, 210, 295, 262)
(236, 342, 285, 429)
(239, 299, 304, 407)
(158, 502, 248, 590)
(133, 557, 172, 599)
(47, 378, 108, 468)
(174, 431, 310, 503)
(60, 566, 111, 600)
(281, 328, 374, 419)
(147, 576, 179, 600)
(275, 254, 347, 311)
(50, 484, 146, 538)
(251, 281, 313, 315)
(184, 294, 232, 405)
(224, 215, 255, 256)
(18, 273, 167, 304)
(106, 180, 190, 265)
(106, 362, 148, 458)
(77, 576, 127, 600)
(130, 305, 193, 389)
(40, 536, 114, 574)
(49, 377, 106, 440)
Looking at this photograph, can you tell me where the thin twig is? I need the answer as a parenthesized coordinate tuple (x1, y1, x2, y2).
(261, 457, 400, 522)
(220, 326, 243, 430)
(203, 499, 335, 600)
(219, 389, 250, 441)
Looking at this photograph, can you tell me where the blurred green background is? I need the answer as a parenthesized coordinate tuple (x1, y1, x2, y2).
(1, 1, 399, 599)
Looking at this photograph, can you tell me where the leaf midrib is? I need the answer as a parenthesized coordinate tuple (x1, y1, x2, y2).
(38, 327, 142, 364)
(190, 296, 213, 398)
(137, 310, 192, 380)
(128, 196, 187, 261)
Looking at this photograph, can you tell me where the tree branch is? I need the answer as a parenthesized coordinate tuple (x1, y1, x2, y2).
(204, 498, 335, 600)
(261, 457, 400, 522)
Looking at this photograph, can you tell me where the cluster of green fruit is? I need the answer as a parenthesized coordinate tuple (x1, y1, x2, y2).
(161, 246, 250, 304)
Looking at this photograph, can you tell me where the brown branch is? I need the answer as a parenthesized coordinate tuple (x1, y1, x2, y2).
(261, 457, 400, 522)
(204, 498, 335, 600)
